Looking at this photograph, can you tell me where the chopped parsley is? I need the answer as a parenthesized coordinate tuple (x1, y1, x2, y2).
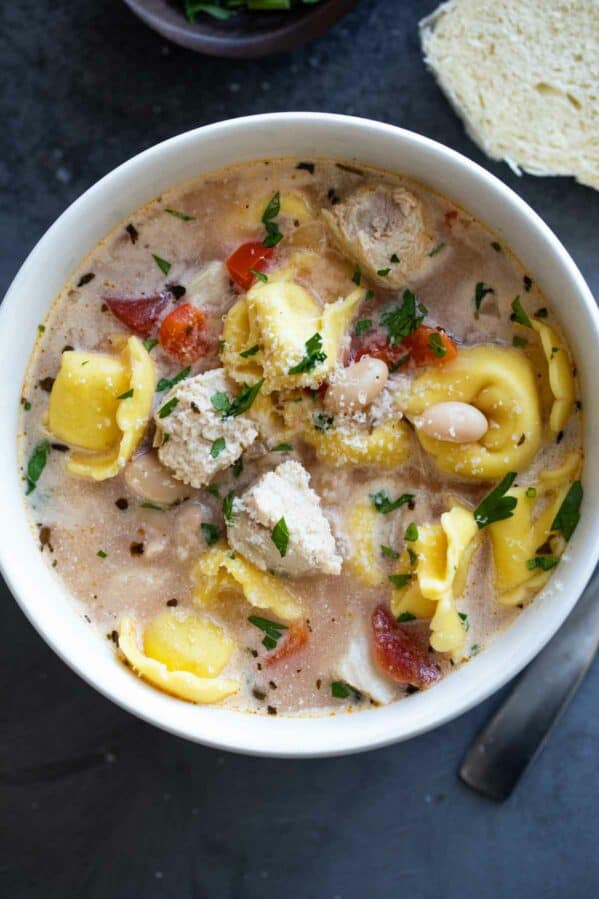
(157, 397, 179, 419)
(152, 254, 171, 276)
(390, 253, 400, 263)
(458, 611, 470, 631)
(271, 517, 289, 558)
(407, 548, 418, 567)
(25, 440, 50, 495)
(377, 267, 391, 277)
(210, 379, 264, 417)
(207, 484, 220, 498)
(404, 522, 419, 542)
(526, 486, 537, 498)
(513, 336, 528, 348)
(352, 266, 362, 286)
(140, 501, 164, 511)
(354, 319, 373, 337)
(239, 344, 260, 358)
(397, 610, 416, 622)
(389, 573, 412, 589)
(370, 490, 414, 514)
(380, 290, 427, 346)
(296, 161, 315, 174)
(551, 480, 583, 541)
(428, 332, 447, 358)
(474, 281, 494, 312)
(470, 643, 481, 657)
(165, 208, 195, 221)
(37, 324, 45, 334)
(428, 242, 446, 257)
(248, 614, 288, 651)
(210, 437, 226, 459)
(381, 544, 400, 559)
(249, 269, 268, 283)
(233, 457, 244, 478)
(331, 681, 362, 701)
(272, 443, 293, 452)
(143, 338, 158, 352)
(156, 366, 191, 393)
(527, 556, 559, 571)
(511, 296, 532, 328)
(261, 192, 283, 248)
(222, 490, 235, 525)
(77, 272, 95, 287)
(313, 412, 334, 432)
(288, 333, 327, 374)
(96, 549, 107, 559)
(201, 522, 221, 546)
(117, 388, 134, 400)
(490, 241, 502, 253)
(474, 472, 518, 528)
(21, 398, 32, 411)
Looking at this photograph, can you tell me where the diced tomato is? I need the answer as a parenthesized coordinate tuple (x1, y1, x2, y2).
(353, 338, 411, 370)
(403, 325, 457, 366)
(264, 622, 309, 667)
(371, 604, 440, 689)
(226, 241, 274, 291)
(104, 295, 169, 338)
(158, 303, 209, 364)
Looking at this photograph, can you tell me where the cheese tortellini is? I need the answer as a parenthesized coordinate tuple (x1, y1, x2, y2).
(489, 452, 581, 606)
(47, 336, 155, 481)
(391, 506, 478, 660)
(117, 615, 239, 704)
(532, 320, 575, 433)
(346, 501, 385, 587)
(192, 546, 302, 621)
(221, 279, 363, 393)
(401, 346, 542, 479)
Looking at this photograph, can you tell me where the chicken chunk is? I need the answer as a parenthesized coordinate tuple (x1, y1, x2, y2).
(335, 628, 396, 705)
(322, 185, 429, 288)
(227, 460, 342, 577)
(154, 369, 258, 488)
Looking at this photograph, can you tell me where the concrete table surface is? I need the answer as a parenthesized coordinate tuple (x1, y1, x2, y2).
(1, 1, 598, 896)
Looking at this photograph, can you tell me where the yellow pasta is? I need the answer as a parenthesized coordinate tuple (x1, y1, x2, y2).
(143, 611, 235, 679)
(221, 279, 363, 393)
(48, 336, 155, 481)
(401, 345, 542, 479)
(346, 501, 385, 587)
(237, 191, 315, 232)
(117, 617, 239, 704)
(532, 320, 575, 432)
(192, 546, 302, 621)
(489, 451, 582, 606)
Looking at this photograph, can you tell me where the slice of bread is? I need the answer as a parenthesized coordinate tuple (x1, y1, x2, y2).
(420, 0, 599, 190)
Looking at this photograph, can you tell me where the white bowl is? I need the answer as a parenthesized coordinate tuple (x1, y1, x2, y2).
(1, 113, 598, 757)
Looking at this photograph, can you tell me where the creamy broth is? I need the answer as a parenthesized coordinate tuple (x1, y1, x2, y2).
(19, 158, 583, 716)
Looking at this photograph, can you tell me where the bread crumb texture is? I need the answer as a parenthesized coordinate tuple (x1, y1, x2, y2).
(420, 0, 599, 189)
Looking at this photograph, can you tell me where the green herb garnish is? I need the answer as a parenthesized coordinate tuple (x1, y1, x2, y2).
(262, 191, 283, 248)
(117, 388, 134, 400)
(511, 296, 532, 328)
(165, 208, 195, 221)
(513, 336, 528, 348)
(140, 501, 164, 511)
(239, 344, 260, 358)
(272, 443, 293, 452)
(331, 681, 361, 701)
(288, 333, 327, 374)
(404, 522, 419, 542)
(249, 269, 268, 283)
(390, 253, 400, 263)
(201, 522, 221, 546)
(474, 281, 494, 312)
(156, 366, 190, 392)
(158, 397, 179, 419)
(271, 517, 289, 558)
(428, 332, 447, 358)
(526, 486, 537, 498)
(527, 556, 559, 571)
(143, 338, 158, 352)
(377, 267, 391, 277)
(222, 490, 235, 525)
(152, 254, 171, 276)
(210, 437, 226, 459)
(381, 544, 400, 559)
(97, 549, 107, 558)
(313, 412, 334, 432)
(354, 319, 372, 337)
(380, 290, 427, 346)
(389, 573, 412, 589)
(551, 480, 583, 541)
(248, 614, 288, 651)
(458, 612, 470, 631)
(210, 379, 264, 417)
(370, 490, 414, 514)
(490, 241, 502, 252)
(397, 611, 416, 621)
(25, 440, 50, 495)
(428, 242, 446, 257)
(352, 266, 362, 286)
(474, 472, 518, 528)
(233, 457, 244, 478)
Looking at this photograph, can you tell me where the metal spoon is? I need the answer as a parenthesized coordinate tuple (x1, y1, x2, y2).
(460, 568, 599, 801)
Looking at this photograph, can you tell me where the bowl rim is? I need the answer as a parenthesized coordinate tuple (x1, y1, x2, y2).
(2, 112, 598, 757)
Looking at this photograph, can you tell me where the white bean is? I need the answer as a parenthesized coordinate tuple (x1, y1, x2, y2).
(124, 451, 191, 504)
(324, 357, 389, 413)
(415, 402, 488, 443)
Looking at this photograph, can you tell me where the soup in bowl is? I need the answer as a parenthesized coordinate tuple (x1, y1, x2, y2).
(2, 115, 598, 755)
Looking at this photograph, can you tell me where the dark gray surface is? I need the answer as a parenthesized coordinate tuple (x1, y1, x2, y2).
(1, 2, 598, 897)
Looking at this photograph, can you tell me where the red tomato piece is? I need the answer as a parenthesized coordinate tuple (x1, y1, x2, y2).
(158, 303, 208, 364)
(104, 295, 169, 338)
(226, 241, 274, 291)
(264, 622, 309, 668)
(402, 325, 457, 367)
(353, 337, 410, 370)
(371, 604, 440, 689)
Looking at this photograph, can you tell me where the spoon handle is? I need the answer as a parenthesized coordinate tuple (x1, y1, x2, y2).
(459, 570, 599, 801)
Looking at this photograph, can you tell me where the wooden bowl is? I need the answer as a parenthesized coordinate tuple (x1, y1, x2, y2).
(122, 0, 360, 58)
